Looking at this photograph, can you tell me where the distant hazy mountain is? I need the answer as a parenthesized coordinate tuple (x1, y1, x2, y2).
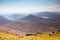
(9, 14, 26, 20)
(36, 12, 60, 19)
(1, 14, 27, 21)
(21, 14, 41, 21)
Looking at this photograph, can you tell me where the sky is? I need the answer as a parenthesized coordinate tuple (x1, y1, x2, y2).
(0, 0, 60, 14)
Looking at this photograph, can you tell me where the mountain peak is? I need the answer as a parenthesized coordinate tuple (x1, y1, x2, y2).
(27, 14, 36, 17)
(22, 14, 40, 20)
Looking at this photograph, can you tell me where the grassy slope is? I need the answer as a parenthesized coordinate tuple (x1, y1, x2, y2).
(0, 30, 60, 40)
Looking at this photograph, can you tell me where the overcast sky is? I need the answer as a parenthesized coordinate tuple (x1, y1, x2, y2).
(0, 0, 60, 14)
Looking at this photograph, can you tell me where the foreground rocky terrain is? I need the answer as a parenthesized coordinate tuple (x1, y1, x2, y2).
(0, 30, 60, 40)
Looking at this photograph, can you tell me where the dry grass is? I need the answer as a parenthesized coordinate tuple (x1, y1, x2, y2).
(0, 30, 60, 40)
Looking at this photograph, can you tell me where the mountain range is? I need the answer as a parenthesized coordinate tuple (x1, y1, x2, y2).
(0, 12, 60, 36)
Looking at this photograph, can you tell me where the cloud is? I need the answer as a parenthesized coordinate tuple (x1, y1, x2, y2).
(46, 5, 60, 12)
(0, 5, 60, 14)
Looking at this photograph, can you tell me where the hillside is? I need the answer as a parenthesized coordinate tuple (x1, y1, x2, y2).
(0, 30, 60, 40)
(0, 15, 12, 25)
(16, 14, 60, 34)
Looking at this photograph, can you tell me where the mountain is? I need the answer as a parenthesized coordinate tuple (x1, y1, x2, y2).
(21, 14, 41, 21)
(36, 12, 60, 19)
(9, 14, 26, 20)
(1, 14, 27, 21)
(16, 13, 60, 34)
(0, 12, 60, 36)
(0, 15, 12, 25)
(0, 15, 25, 36)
